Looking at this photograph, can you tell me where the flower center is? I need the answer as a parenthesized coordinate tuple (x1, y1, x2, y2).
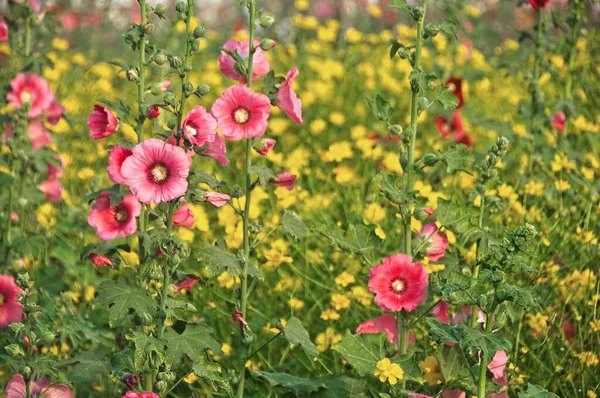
(114, 209, 129, 223)
(20, 91, 32, 104)
(392, 279, 404, 293)
(448, 83, 456, 92)
(185, 125, 197, 136)
(151, 164, 168, 183)
(234, 108, 250, 124)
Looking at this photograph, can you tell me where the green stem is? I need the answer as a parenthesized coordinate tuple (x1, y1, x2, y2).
(5, 155, 14, 246)
(531, 8, 544, 126)
(177, 0, 194, 128)
(24, 0, 32, 56)
(158, 203, 175, 340)
(137, 0, 148, 264)
(26, 379, 30, 398)
(237, 2, 256, 397)
(396, 311, 409, 355)
(403, 0, 428, 256)
(470, 195, 485, 328)
(563, 2, 581, 136)
(478, 313, 494, 398)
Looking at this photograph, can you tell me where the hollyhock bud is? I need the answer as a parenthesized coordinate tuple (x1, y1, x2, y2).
(254, 138, 276, 156)
(175, 1, 187, 12)
(552, 112, 566, 133)
(204, 192, 231, 207)
(148, 106, 160, 119)
(154, 53, 167, 65)
(272, 172, 297, 191)
(169, 55, 183, 68)
(196, 83, 211, 96)
(193, 26, 205, 38)
(126, 69, 138, 81)
(259, 38, 277, 51)
(260, 15, 275, 28)
(154, 4, 166, 17)
(172, 203, 194, 228)
(528, 0, 549, 8)
(275, 67, 303, 124)
(88, 105, 119, 139)
(0, 17, 8, 42)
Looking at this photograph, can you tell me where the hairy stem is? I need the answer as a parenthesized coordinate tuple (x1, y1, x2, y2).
(177, 0, 194, 128)
(470, 195, 485, 328)
(403, 0, 428, 256)
(237, 1, 256, 397)
(137, 0, 148, 264)
(478, 313, 494, 398)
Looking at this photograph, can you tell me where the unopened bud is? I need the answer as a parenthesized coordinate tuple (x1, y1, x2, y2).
(167, 119, 177, 130)
(193, 26, 205, 38)
(5, 344, 25, 357)
(126, 70, 139, 82)
(143, 23, 154, 34)
(259, 38, 277, 51)
(169, 56, 183, 68)
(196, 83, 211, 96)
(154, 4, 167, 17)
(154, 53, 168, 66)
(389, 124, 403, 136)
(422, 153, 438, 167)
(148, 106, 160, 119)
(175, 1, 187, 13)
(260, 15, 275, 29)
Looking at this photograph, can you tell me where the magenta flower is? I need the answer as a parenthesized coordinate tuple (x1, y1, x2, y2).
(173, 203, 195, 228)
(6, 374, 72, 398)
(121, 138, 191, 204)
(0, 18, 8, 42)
(173, 277, 199, 292)
(254, 138, 276, 156)
(28, 121, 52, 151)
(272, 172, 297, 191)
(37, 179, 62, 202)
(409, 394, 433, 398)
(368, 254, 429, 312)
(204, 192, 231, 207)
(0, 275, 23, 327)
(7, 73, 55, 119)
(88, 253, 113, 267)
(182, 106, 217, 147)
(202, 133, 230, 166)
(552, 112, 566, 133)
(431, 301, 450, 324)
(528, 0, 549, 8)
(88, 104, 119, 140)
(46, 100, 65, 125)
(107, 145, 133, 185)
(122, 392, 160, 398)
(488, 350, 508, 380)
(356, 314, 416, 345)
(87, 192, 141, 241)
(148, 106, 160, 119)
(275, 67, 303, 124)
(211, 85, 271, 141)
(417, 223, 449, 261)
(218, 39, 270, 83)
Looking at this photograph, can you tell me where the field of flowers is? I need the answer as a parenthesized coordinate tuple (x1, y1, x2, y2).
(1, 0, 600, 397)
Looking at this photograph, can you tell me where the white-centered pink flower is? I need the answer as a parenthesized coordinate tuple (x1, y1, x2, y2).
(218, 39, 270, 83)
(88, 104, 119, 140)
(87, 192, 141, 241)
(211, 85, 271, 141)
(7, 73, 54, 119)
(275, 67, 303, 124)
(182, 106, 217, 147)
(121, 138, 191, 204)
(6, 373, 73, 398)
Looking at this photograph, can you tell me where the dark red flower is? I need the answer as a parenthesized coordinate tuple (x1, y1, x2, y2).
(528, 0, 549, 9)
(173, 277, 199, 292)
(445, 77, 464, 109)
(436, 112, 472, 147)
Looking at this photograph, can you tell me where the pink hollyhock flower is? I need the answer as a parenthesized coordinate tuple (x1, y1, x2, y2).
(488, 350, 508, 380)
(107, 145, 133, 185)
(122, 392, 160, 398)
(47, 155, 64, 180)
(173, 277, 199, 292)
(88, 104, 119, 140)
(7, 73, 54, 119)
(148, 106, 160, 119)
(441, 390, 466, 398)
(431, 301, 450, 324)
(6, 373, 73, 398)
(202, 133, 230, 166)
(453, 306, 485, 325)
(218, 39, 270, 83)
(436, 112, 472, 147)
(28, 121, 52, 151)
(409, 395, 433, 398)
(88, 253, 112, 267)
(275, 67, 303, 124)
(254, 138, 276, 156)
(46, 100, 65, 125)
(211, 85, 271, 140)
(37, 179, 62, 202)
(173, 203, 194, 228)
(552, 112, 566, 133)
(0, 275, 23, 327)
(204, 192, 231, 207)
(159, 80, 171, 90)
(121, 138, 191, 204)
(418, 223, 449, 261)
(11, 212, 18, 223)
(368, 254, 429, 312)
(356, 314, 416, 345)
(446, 77, 464, 109)
(0, 18, 8, 42)
(87, 192, 141, 241)
(272, 172, 296, 191)
(529, 0, 549, 8)
(182, 106, 217, 147)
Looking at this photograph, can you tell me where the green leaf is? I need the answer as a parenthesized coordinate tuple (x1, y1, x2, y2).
(367, 94, 394, 122)
(459, 326, 512, 363)
(387, 0, 409, 12)
(0, 172, 15, 187)
(495, 284, 540, 310)
(410, 70, 437, 93)
(281, 210, 309, 240)
(192, 356, 232, 394)
(518, 383, 560, 398)
(315, 221, 382, 255)
(438, 19, 459, 41)
(317, 377, 366, 397)
(261, 70, 286, 95)
(199, 242, 242, 277)
(58, 347, 111, 383)
(437, 144, 474, 174)
(251, 371, 327, 394)
(283, 316, 319, 358)
(97, 280, 156, 323)
(164, 324, 221, 366)
(427, 318, 462, 345)
(127, 332, 167, 371)
(374, 173, 418, 205)
(190, 171, 224, 190)
(332, 332, 386, 376)
(436, 198, 477, 233)
(434, 85, 460, 110)
(437, 345, 475, 391)
(249, 165, 279, 187)
(390, 355, 423, 382)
